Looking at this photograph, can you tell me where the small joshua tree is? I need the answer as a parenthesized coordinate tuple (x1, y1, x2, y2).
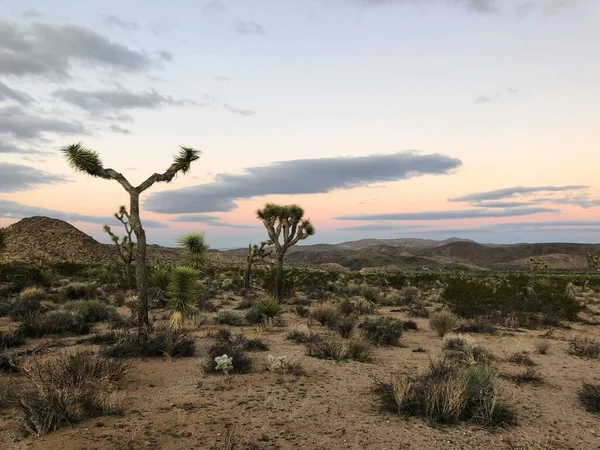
(244, 240, 273, 289)
(178, 232, 209, 270)
(62, 143, 200, 338)
(168, 265, 199, 329)
(104, 206, 136, 288)
(256, 203, 315, 301)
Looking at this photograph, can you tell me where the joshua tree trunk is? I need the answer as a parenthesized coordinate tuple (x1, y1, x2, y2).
(275, 254, 285, 300)
(130, 192, 150, 334)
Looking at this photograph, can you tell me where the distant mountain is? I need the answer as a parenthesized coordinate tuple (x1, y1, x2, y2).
(2, 217, 598, 271)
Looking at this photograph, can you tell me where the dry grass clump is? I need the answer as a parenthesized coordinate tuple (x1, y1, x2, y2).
(507, 351, 537, 367)
(442, 333, 494, 366)
(102, 326, 196, 358)
(20, 310, 91, 337)
(267, 355, 304, 376)
(359, 316, 404, 346)
(14, 351, 128, 436)
(577, 382, 600, 414)
(0, 329, 25, 349)
(215, 310, 246, 326)
(534, 340, 550, 355)
(568, 337, 600, 359)
(346, 333, 374, 363)
(443, 333, 475, 352)
(506, 366, 544, 385)
(373, 357, 517, 427)
(454, 318, 497, 334)
(305, 335, 346, 361)
(429, 310, 458, 337)
(310, 302, 340, 327)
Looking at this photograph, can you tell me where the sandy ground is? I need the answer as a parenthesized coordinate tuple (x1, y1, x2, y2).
(1, 306, 600, 450)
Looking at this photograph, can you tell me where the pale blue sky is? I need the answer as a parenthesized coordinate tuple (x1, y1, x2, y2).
(1, 0, 599, 248)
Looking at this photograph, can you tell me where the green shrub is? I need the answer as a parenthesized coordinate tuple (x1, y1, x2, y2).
(20, 311, 91, 337)
(360, 316, 403, 346)
(455, 318, 497, 334)
(215, 311, 246, 326)
(286, 329, 320, 344)
(568, 337, 600, 359)
(9, 288, 45, 320)
(397, 286, 421, 305)
(246, 296, 283, 325)
(63, 282, 98, 301)
(359, 284, 381, 303)
(102, 326, 196, 358)
(334, 314, 359, 338)
(64, 300, 119, 323)
(429, 310, 458, 337)
(578, 383, 600, 414)
(15, 351, 128, 436)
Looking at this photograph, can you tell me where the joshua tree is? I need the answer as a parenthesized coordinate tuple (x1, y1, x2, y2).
(62, 143, 200, 337)
(256, 203, 315, 300)
(178, 232, 209, 270)
(104, 206, 136, 288)
(244, 240, 273, 289)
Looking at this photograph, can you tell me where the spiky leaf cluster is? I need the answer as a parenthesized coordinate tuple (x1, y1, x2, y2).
(61, 143, 110, 179)
(256, 203, 315, 252)
(178, 232, 209, 270)
(168, 266, 199, 328)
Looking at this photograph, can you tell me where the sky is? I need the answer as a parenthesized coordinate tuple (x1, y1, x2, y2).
(1, 0, 599, 249)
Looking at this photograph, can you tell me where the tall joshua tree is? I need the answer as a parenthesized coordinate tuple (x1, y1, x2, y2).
(62, 143, 200, 336)
(104, 206, 136, 288)
(244, 240, 273, 289)
(256, 204, 315, 300)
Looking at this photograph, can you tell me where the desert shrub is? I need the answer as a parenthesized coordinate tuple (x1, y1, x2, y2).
(203, 332, 252, 374)
(267, 355, 303, 376)
(215, 311, 246, 326)
(15, 351, 128, 436)
(293, 305, 310, 318)
(354, 297, 378, 315)
(286, 330, 320, 344)
(310, 302, 340, 327)
(359, 284, 381, 303)
(0, 329, 25, 348)
(64, 300, 119, 323)
(568, 337, 600, 359)
(403, 320, 418, 331)
(578, 383, 600, 414)
(429, 310, 458, 337)
(374, 358, 517, 427)
(0, 351, 21, 373)
(443, 274, 583, 321)
(63, 282, 98, 301)
(245, 338, 269, 351)
(102, 326, 195, 358)
(305, 335, 346, 361)
(507, 351, 537, 366)
(246, 296, 283, 325)
(50, 261, 88, 277)
(360, 316, 403, 346)
(235, 297, 255, 310)
(20, 311, 91, 337)
(455, 318, 497, 334)
(346, 334, 374, 363)
(338, 299, 356, 315)
(397, 286, 421, 305)
(334, 314, 359, 338)
(407, 301, 429, 318)
(443, 333, 475, 352)
(9, 288, 45, 319)
(508, 366, 543, 385)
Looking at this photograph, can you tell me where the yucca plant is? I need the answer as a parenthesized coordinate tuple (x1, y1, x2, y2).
(178, 232, 209, 270)
(62, 143, 200, 338)
(256, 203, 315, 300)
(247, 296, 284, 325)
(149, 264, 172, 307)
(168, 266, 199, 329)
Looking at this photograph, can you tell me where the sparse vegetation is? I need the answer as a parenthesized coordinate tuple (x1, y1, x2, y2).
(578, 383, 600, 414)
(429, 310, 458, 337)
(360, 316, 404, 346)
(102, 326, 196, 357)
(568, 337, 600, 359)
(203, 330, 252, 374)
